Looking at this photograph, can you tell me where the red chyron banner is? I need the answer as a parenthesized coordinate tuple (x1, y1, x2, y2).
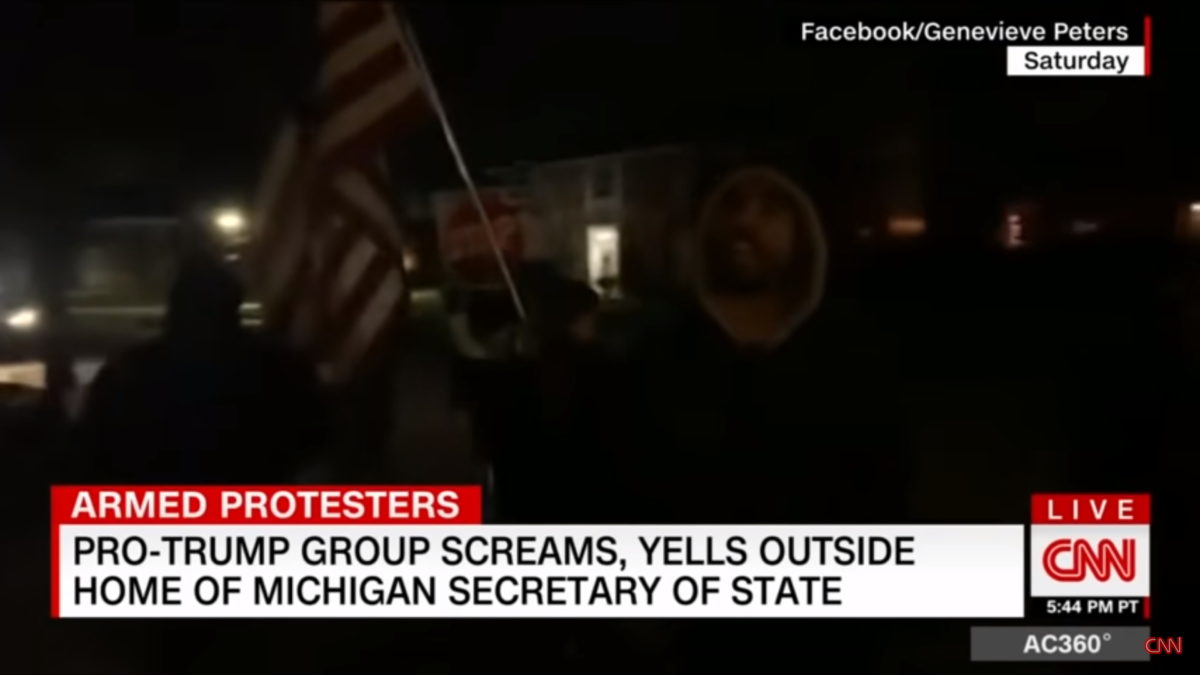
(50, 486, 483, 525)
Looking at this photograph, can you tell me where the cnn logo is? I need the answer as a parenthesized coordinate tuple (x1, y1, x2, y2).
(1030, 494, 1150, 598)
(1144, 637, 1182, 655)
(1042, 538, 1135, 582)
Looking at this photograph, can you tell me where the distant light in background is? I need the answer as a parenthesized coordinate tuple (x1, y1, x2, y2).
(402, 246, 419, 272)
(213, 208, 246, 236)
(887, 216, 925, 238)
(1184, 202, 1200, 239)
(1070, 220, 1099, 235)
(1003, 213, 1026, 249)
(1180, 198, 1200, 237)
(239, 301, 263, 328)
(0, 361, 45, 389)
(4, 306, 39, 331)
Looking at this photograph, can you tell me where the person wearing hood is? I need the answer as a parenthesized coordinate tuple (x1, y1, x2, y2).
(613, 162, 911, 524)
(560, 162, 913, 670)
(76, 253, 327, 484)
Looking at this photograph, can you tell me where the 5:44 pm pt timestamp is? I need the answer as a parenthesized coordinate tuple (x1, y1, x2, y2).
(1045, 598, 1142, 616)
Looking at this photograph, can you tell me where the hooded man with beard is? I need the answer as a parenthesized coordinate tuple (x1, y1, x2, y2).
(612, 162, 910, 525)
(583, 161, 912, 670)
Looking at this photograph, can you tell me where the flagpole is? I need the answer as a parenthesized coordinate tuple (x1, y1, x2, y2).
(387, 4, 528, 322)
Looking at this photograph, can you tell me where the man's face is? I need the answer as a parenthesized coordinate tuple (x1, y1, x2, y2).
(704, 172, 799, 293)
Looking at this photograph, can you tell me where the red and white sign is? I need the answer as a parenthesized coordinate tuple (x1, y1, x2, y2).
(434, 188, 533, 286)
(1030, 493, 1150, 597)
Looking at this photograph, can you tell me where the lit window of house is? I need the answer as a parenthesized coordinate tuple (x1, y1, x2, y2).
(587, 225, 620, 298)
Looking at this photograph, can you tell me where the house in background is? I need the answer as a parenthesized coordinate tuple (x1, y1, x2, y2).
(430, 145, 702, 300)
(425, 131, 931, 307)
(467, 137, 924, 300)
(524, 145, 700, 299)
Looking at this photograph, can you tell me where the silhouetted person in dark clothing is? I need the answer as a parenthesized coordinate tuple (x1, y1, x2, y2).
(450, 269, 605, 523)
(77, 255, 326, 484)
(515, 275, 607, 523)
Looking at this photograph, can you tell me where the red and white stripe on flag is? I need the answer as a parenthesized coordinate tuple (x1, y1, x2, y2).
(251, 1, 428, 385)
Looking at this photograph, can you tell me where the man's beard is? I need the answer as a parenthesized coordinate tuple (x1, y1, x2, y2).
(705, 248, 781, 294)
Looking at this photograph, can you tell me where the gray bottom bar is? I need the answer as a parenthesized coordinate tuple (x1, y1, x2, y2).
(971, 626, 1150, 662)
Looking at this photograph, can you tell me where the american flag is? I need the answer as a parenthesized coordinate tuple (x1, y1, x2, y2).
(251, 1, 428, 384)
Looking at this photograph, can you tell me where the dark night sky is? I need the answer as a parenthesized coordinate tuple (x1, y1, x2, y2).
(0, 1, 1190, 225)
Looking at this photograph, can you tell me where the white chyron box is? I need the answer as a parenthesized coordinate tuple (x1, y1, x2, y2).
(51, 486, 1030, 619)
(1007, 46, 1146, 77)
(1029, 494, 1151, 598)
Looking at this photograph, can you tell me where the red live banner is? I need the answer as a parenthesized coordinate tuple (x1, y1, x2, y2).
(1030, 493, 1150, 525)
